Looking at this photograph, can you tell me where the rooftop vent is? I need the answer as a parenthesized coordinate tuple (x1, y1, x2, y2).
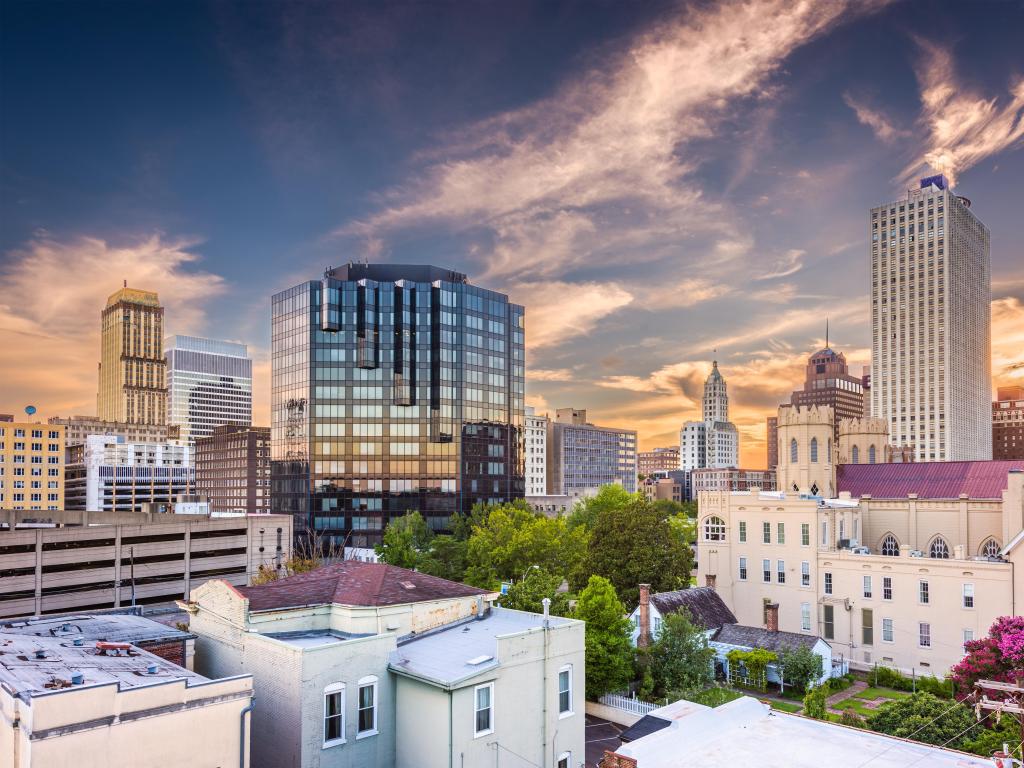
(146, 663, 159, 675)
(71, 671, 84, 685)
(401, 581, 416, 590)
(467, 655, 493, 666)
(34, 649, 46, 660)
(73, 638, 84, 647)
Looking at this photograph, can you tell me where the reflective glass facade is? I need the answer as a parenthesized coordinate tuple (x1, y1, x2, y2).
(271, 264, 525, 545)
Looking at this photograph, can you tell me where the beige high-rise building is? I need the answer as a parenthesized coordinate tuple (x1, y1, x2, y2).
(870, 175, 991, 461)
(96, 286, 168, 425)
(0, 416, 65, 511)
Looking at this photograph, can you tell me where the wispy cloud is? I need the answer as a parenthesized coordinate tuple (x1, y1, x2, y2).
(993, 296, 1024, 385)
(900, 37, 1024, 187)
(843, 92, 910, 144)
(756, 249, 805, 281)
(515, 280, 633, 349)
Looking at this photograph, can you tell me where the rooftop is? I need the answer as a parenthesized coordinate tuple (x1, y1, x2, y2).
(265, 629, 373, 648)
(0, 612, 194, 646)
(837, 460, 1024, 500)
(389, 607, 574, 687)
(613, 696, 991, 768)
(713, 624, 821, 652)
(648, 588, 737, 631)
(326, 263, 468, 285)
(0, 634, 204, 699)
(235, 561, 490, 613)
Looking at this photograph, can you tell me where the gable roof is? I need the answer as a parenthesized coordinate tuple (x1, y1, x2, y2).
(649, 587, 737, 630)
(235, 561, 489, 612)
(837, 461, 1024, 500)
(713, 624, 822, 652)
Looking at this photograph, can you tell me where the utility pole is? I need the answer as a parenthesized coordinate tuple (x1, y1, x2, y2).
(975, 679, 1024, 764)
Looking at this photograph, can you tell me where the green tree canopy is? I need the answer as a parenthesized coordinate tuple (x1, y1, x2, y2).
(498, 567, 571, 616)
(375, 511, 433, 569)
(778, 645, 824, 692)
(649, 609, 716, 697)
(868, 693, 981, 749)
(573, 575, 634, 700)
(417, 534, 468, 583)
(568, 485, 638, 530)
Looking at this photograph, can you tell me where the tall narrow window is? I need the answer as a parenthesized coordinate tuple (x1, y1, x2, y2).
(868, 444, 877, 464)
(882, 618, 894, 643)
(763, 521, 771, 544)
(863, 575, 872, 599)
(919, 622, 931, 648)
(862, 609, 874, 645)
(738, 521, 746, 542)
(474, 683, 494, 736)
(324, 683, 346, 746)
(852, 445, 860, 464)
(357, 676, 377, 736)
(801, 523, 810, 546)
(763, 559, 771, 583)
(777, 560, 786, 584)
(824, 572, 832, 595)
(738, 557, 747, 581)
(801, 561, 810, 587)
(882, 577, 892, 601)
(823, 605, 834, 640)
(791, 438, 798, 462)
(919, 580, 929, 604)
(777, 522, 785, 544)
(801, 603, 811, 632)
(962, 583, 974, 609)
(558, 666, 572, 716)
(810, 437, 818, 463)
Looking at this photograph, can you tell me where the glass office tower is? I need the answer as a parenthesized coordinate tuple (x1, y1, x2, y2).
(165, 336, 253, 443)
(271, 264, 525, 546)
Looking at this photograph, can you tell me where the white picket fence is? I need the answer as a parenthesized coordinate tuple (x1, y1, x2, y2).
(597, 692, 658, 716)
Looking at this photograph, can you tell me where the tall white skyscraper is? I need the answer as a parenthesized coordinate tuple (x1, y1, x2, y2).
(680, 360, 739, 471)
(870, 175, 992, 461)
(165, 336, 253, 444)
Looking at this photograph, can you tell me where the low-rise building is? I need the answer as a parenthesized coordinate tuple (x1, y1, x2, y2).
(0, 417, 65, 512)
(640, 470, 690, 503)
(195, 425, 271, 513)
(0, 508, 292, 619)
(690, 467, 776, 494)
(183, 561, 585, 768)
(47, 415, 178, 446)
(0, 624, 253, 768)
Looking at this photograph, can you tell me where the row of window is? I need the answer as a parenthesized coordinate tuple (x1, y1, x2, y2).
(738, 557, 811, 587)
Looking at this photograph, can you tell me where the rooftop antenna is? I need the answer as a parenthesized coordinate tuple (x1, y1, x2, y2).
(825, 318, 829, 349)
(123, 279, 127, 288)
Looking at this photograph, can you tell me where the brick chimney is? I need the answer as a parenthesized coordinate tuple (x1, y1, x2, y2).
(765, 602, 780, 633)
(705, 573, 717, 590)
(638, 583, 651, 648)
(600, 751, 638, 768)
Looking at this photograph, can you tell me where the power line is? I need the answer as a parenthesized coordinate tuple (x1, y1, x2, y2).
(854, 691, 978, 768)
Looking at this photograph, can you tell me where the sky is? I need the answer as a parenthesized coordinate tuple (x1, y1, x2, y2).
(2, 0, 1023, 467)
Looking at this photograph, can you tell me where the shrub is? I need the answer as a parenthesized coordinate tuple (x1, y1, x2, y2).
(803, 684, 828, 720)
(839, 709, 866, 729)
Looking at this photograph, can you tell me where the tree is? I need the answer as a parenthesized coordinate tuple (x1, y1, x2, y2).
(868, 693, 981, 749)
(417, 535, 468, 582)
(498, 567, 571, 616)
(951, 616, 1024, 697)
(579, 494, 693, 607)
(574, 575, 633, 700)
(802, 684, 828, 720)
(649, 609, 716, 697)
(251, 529, 335, 584)
(376, 511, 433, 569)
(568, 485, 638, 530)
(777, 646, 824, 693)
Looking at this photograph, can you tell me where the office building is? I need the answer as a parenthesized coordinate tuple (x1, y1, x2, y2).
(271, 264, 525, 545)
(166, 335, 253, 443)
(97, 286, 168, 425)
(640, 469, 690, 504)
(0, 416, 64, 511)
(185, 561, 584, 768)
(47, 415, 178, 446)
(64, 435, 194, 512)
(195, 425, 271, 513)
(870, 175, 992, 461)
(547, 408, 637, 494)
(638, 446, 680, 476)
(0, 508, 292, 619)
(690, 467, 776, 494)
(765, 416, 778, 470)
(525, 405, 549, 495)
(993, 385, 1024, 460)
(679, 361, 739, 473)
(791, 341, 866, 435)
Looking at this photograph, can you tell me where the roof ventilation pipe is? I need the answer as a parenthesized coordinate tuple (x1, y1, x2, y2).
(475, 595, 486, 620)
(542, 597, 551, 629)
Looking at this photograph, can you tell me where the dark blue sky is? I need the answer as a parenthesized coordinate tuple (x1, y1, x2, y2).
(2, 0, 1023, 460)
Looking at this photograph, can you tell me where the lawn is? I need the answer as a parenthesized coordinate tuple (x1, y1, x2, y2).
(685, 686, 745, 708)
(768, 700, 803, 714)
(853, 687, 912, 702)
(833, 699, 876, 718)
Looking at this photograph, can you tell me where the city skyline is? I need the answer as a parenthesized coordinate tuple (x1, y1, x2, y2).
(3, 1, 1023, 467)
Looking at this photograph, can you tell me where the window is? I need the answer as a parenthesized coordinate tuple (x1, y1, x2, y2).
(882, 577, 892, 601)
(862, 609, 874, 645)
(928, 537, 950, 559)
(823, 605, 834, 639)
(882, 618, 894, 643)
(852, 445, 860, 464)
(738, 521, 746, 542)
(919, 580, 929, 604)
(919, 622, 931, 648)
(868, 444, 877, 464)
(981, 539, 1001, 558)
(963, 629, 974, 649)
(863, 575, 872, 599)
(557, 753, 571, 768)
(474, 683, 494, 736)
(357, 676, 377, 736)
(790, 438, 798, 462)
(801, 603, 811, 632)
(801, 561, 810, 587)
(801, 523, 810, 546)
(881, 535, 899, 556)
(763, 559, 771, 583)
(810, 437, 818, 463)
(738, 557, 747, 581)
(653, 617, 662, 635)
(703, 516, 725, 541)
(777, 560, 786, 584)
(824, 572, 832, 595)
(962, 583, 974, 609)
(324, 683, 346, 745)
(777, 522, 785, 544)
(821, 520, 829, 547)
(763, 521, 771, 544)
(558, 666, 573, 716)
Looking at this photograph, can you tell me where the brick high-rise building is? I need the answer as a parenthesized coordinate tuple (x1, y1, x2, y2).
(993, 386, 1024, 460)
(638, 446, 680, 476)
(765, 416, 778, 470)
(791, 342, 866, 438)
(195, 425, 271, 513)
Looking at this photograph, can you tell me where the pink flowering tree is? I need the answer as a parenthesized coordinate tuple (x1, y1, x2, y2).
(951, 616, 1024, 698)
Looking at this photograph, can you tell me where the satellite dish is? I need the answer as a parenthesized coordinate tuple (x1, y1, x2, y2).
(25, 405, 37, 416)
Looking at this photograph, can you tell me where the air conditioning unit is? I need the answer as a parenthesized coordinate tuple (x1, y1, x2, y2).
(838, 538, 851, 549)
(909, 550, 925, 558)
(850, 546, 871, 555)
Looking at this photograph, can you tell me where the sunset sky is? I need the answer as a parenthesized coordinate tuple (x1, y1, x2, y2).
(2, 0, 1022, 467)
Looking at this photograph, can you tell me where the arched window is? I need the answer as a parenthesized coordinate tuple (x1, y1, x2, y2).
(810, 437, 818, 463)
(703, 516, 726, 541)
(981, 539, 1001, 558)
(852, 445, 859, 464)
(880, 534, 899, 556)
(790, 438, 798, 463)
(868, 444, 877, 464)
(928, 537, 950, 559)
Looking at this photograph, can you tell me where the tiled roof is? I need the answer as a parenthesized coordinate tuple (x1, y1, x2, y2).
(650, 588, 737, 630)
(713, 624, 821, 652)
(236, 561, 489, 612)
(837, 461, 1024, 500)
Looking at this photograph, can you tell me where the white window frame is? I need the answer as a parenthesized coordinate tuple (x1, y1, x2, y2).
(738, 520, 746, 542)
(777, 522, 785, 545)
(882, 618, 894, 643)
(356, 675, 378, 738)
(919, 580, 929, 605)
(919, 622, 931, 648)
(763, 521, 771, 544)
(474, 682, 494, 737)
(762, 559, 771, 583)
(557, 752, 571, 768)
(801, 523, 810, 547)
(801, 561, 810, 587)
(558, 665, 573, 718)
(863, 575, 872, 599)
(800, 602, 811, 632)
(323, 682, 346, 747)
(882, 576, 892, 601)
(777, 560, 786, 584)
(963, 629, 974, 649)
(962, 583, 974, 609)
(738, 556, 747, 581)
(824, 571, 832, 595)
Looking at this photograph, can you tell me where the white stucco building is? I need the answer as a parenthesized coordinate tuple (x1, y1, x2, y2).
(525, 405, 549, 496)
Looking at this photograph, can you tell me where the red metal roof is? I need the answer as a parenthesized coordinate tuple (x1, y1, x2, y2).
(836, 461, 1024, 500)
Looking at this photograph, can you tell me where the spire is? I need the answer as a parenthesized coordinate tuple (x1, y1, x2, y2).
(825, 318, 829, 350)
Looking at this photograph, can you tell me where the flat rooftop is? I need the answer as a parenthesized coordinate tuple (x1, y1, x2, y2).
(389, 607, 574, 687)
(615, 696, 991, 768)
(0, 634, 205, 699)
(0, 612, 194, 645)
(265, 629, 373, 648)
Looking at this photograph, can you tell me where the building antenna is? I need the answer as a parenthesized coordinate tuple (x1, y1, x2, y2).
(123, 278, 127, 288)
(825, 318, 829, 349)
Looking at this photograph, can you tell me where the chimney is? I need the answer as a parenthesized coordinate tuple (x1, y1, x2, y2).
(600, 752, 638, 768)
(475, 595, 486, 620)
(542, 597, 551, 629)
(766, 603, 780, 633)
(705, 573, 717, 590)
(638, 584, 651, 648)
